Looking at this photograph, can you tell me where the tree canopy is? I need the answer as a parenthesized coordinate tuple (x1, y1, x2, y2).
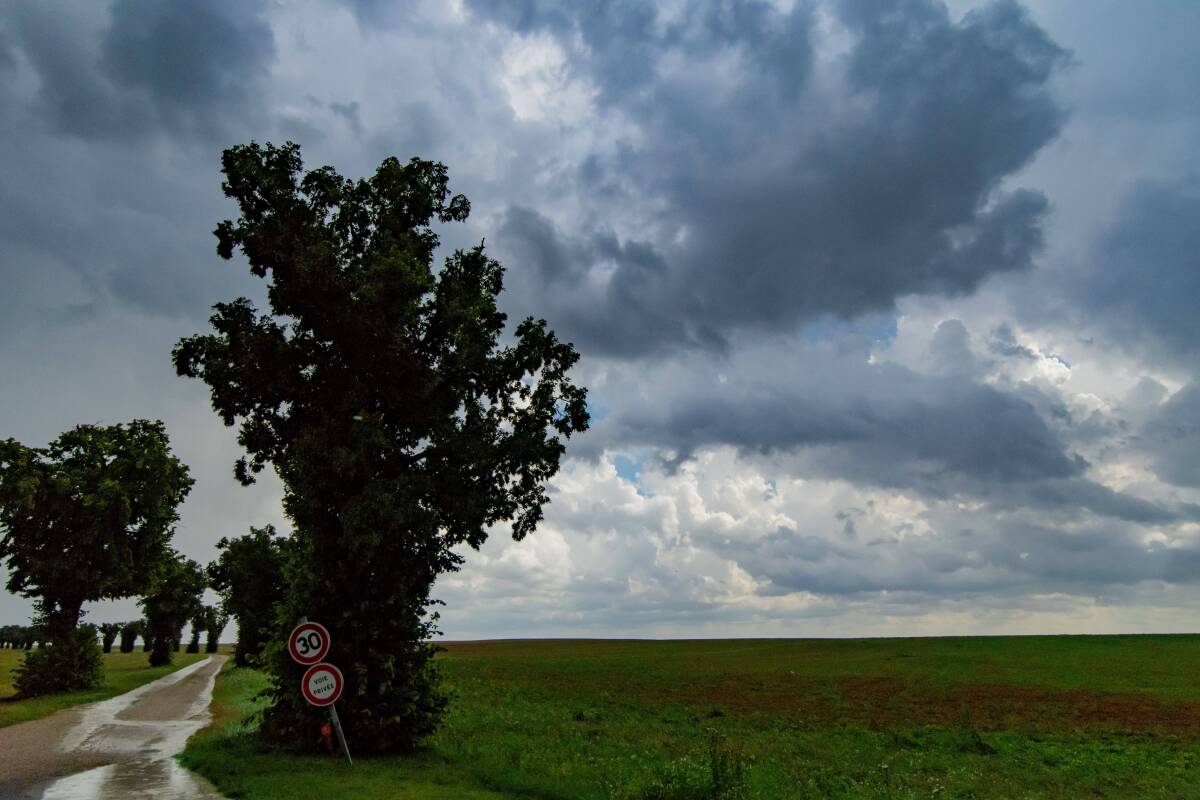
(0, 420, 193, 693)
(174, 142, 589, 751)
(140, 554, 206, 667)
(207, 524, 288, 667)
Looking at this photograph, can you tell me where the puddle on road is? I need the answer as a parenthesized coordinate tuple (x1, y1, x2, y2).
(39, 759, 223, 800)
(34, 657, 226, 800)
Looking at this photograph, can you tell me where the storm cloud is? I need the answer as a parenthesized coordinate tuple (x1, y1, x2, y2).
(5, 0, 274, 142)
(485, 0, 1066, 356)
(1, 0, 1199, 637)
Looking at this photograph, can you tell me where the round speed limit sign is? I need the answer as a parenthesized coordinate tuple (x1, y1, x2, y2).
(301, 662, 344, 707)
(288, 621, 331, 665)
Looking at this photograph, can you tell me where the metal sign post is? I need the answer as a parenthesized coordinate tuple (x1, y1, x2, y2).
(293, 618, 352, 765)
(328, 703, 352, 766)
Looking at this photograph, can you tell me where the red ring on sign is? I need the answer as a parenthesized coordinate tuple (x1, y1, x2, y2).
(301, 662, 344, 707)
(288, 622, 331, 665)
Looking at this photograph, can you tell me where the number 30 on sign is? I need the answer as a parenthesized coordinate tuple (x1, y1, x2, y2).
(288, 621, 331, 665)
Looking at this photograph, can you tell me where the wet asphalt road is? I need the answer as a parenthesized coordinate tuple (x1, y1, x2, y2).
(0, 655, 228, 800)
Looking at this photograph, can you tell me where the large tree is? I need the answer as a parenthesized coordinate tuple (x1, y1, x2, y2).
(174, 142, 589, 752)
(0, 421, 193, 695)
(207, 524, 288, 667)
(140, 555, 206, 667)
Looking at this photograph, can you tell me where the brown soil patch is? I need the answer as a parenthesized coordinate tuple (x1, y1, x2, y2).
(654, 674, 1200, 736)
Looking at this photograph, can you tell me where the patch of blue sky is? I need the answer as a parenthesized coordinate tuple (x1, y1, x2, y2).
(801, 312, 898, 348)
(612, 451, 653, 497)
(587, 400, 611, 423)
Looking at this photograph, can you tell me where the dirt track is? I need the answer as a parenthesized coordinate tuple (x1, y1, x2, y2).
(0, 655, 227, 800)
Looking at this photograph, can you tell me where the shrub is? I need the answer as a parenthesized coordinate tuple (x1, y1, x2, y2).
(13, 626, 103, 696)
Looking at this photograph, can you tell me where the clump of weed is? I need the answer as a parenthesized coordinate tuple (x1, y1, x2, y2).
(956, 728, 998, 755)
(611, 728, 752, 800)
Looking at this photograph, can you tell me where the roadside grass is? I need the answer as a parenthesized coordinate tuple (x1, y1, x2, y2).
(182, 636, 1200, 799)
(0, 647, 217, 728)
(183, 663, 533, 800)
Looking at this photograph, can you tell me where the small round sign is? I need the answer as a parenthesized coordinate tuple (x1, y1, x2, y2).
(288, 621, 331, 665)
(301, 662, 344, 707)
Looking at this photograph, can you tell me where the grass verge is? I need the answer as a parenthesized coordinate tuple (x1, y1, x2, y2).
(182, 659, 530, 799)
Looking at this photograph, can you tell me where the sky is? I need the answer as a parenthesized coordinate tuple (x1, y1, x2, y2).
(1, 0, 1198, 639)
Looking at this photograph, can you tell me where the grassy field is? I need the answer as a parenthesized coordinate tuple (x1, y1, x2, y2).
(0, 647, 210, 728)
(181, 636, 1200, 799)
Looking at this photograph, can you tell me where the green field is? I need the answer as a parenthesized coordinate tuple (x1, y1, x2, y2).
(0, 647, 209, 728)
(181, 636, 1200, 799)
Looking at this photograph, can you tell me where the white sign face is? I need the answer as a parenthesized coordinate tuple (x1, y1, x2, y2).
(302, 662, 344, 707)
(288, 622, 331, 665)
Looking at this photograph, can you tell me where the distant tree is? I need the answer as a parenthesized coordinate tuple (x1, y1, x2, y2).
(99, 623, 121, 654)
(119, 621, 141, 654)
(0, 624, 17, 648)
(140, 555, 206, 667)
(207, 525, 288, 667)
(175, 142, 588, 751)
(3, 624, 27, 648)
(0, 421, 193, 695)
(203, 606, 228, 654)
(186, 610, 204, 653)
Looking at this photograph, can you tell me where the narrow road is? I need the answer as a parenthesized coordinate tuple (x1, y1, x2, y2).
(0, 655, 228, 800)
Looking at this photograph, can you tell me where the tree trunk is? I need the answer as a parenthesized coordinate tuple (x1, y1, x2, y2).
(149, 636, 173, 667)
(47, 599, 83, 646)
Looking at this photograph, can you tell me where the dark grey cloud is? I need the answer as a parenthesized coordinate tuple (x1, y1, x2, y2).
(471, 0, 811, 104)
(0, 20, 14, 70)
(993, 477, 1196, 526)
(5, 0, 274, 141)
(485, 0, 1066, 356)
(749, 514, 1200, 598)
(586, 337, 1200, 528)
(1142, 383, 1200, 489)
(989, 323, 1038, 360)
(100, 0, 274, 136)
(1071, 179, 1200, 361)
(611, 356, 1082, 485)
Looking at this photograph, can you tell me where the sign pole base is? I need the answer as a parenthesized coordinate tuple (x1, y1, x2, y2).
(329, 703, 352, 765)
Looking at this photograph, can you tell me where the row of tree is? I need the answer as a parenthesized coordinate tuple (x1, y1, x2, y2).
(0, 411, 286, 695)
(95, 609, 229, 656)
(1, 614, 230, 655)
(0, 624, 41, 649)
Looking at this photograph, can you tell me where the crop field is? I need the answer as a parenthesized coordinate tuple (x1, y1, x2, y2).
(0, 647, 209, 728)
(181, 635, 1200, 799)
